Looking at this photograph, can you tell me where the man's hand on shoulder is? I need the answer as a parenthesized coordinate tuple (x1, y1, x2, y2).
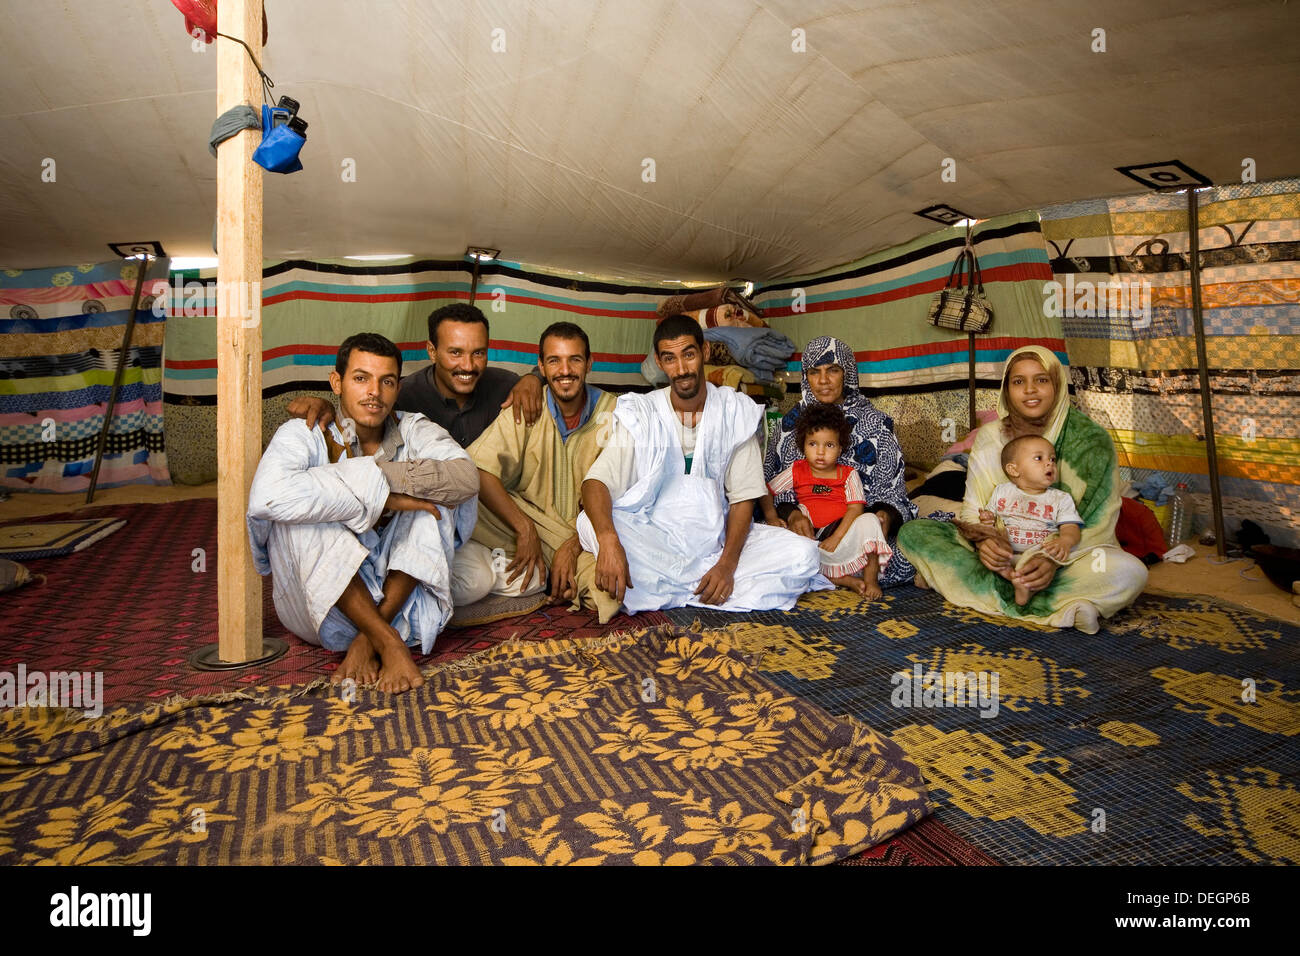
(286, 395, 335, 431)
(501, 372, 543, 425)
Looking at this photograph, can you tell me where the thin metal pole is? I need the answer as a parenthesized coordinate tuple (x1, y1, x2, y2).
(967, 221, 977, 429)
(1187, 188, 1227, 558)
(965, 221, 978, 431)
(468, 257, 481, 305)
(85, 256, 151, 503)
(968, 331, 977, 432)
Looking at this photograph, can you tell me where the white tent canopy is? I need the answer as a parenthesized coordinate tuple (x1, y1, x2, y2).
(1, 0, 1297, 280)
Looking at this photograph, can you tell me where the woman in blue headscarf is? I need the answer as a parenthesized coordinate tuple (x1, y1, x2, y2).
(762, 335, 917, 588)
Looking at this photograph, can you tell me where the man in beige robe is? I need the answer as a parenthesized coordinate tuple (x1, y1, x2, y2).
(453, 321, 620, 620)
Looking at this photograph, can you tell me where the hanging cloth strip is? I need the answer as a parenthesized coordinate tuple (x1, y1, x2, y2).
(208, 105, 262, 157)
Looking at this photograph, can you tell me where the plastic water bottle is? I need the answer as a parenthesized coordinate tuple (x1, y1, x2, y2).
(1166, 482, 1189, 548)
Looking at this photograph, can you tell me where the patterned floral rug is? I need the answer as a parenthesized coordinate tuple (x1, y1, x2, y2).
(0, 499, 662, 701)
(0, 499, 996, 866)
(0, 626, 931, 866)
(666, 586, 1300, 866)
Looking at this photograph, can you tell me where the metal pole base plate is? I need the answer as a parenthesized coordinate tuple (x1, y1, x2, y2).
(188, 638, 289, 672)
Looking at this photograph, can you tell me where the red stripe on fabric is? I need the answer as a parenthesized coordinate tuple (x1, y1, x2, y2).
(489, 339, 647, 363)
(264, 344, 338, 360)
(0, 279, 141, 305)
(261, 289, 469, 307)
(764, 262, 1053, 318)
(168, 334, 1065, 372)
(790, 337, 1068, 364)
(498, 294, 659, 320)
(259, 288, 659, 319)
(861, 336, 1067, 361)
(0, 398, 156, 427)
(164, 339, 648, 370)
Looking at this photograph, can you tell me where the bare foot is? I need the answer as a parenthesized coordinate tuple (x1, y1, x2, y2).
(829, 574, 868, 595)
(1013, 582, 1031, 606)
(862, 577, 883, 601)
(913, 571, 929, 589)
(333, 632, 379, 686)
(370, 626, 425, 694)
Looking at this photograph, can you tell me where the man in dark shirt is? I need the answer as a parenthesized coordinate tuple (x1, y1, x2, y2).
(289, 303, 543, 445)
(390, 304, 544, 445)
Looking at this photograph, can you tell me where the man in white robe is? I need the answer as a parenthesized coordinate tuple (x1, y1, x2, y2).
(578, 314, 825, 616)
(247, 333, 478, 693)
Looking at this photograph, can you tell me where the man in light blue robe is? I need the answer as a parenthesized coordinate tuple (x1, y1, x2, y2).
(247, 333, 478, 693)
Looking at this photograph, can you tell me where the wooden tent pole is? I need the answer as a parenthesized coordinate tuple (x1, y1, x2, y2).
(215, 0, 263, 663)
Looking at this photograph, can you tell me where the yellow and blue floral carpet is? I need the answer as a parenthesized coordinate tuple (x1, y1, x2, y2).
(0, 626, 930, 865)
(666, 588, 1300, 865)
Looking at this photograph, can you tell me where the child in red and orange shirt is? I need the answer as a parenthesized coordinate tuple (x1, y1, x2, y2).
(766, 403, 892, 597)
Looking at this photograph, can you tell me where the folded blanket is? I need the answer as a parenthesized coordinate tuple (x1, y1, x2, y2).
(658, 286, 763, 327)
(704, 326, 795, 381)
(659, 287, 728, 316)
(705, 363, 755, 389)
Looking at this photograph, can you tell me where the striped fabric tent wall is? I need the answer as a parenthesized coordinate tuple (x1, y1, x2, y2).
(147, 181, 1300, 551)
(753, 209, 1061, 386)
(1041, 177, 1300, 547)
(162, 257, 674, 484)
(1, 258, 170, 493)
(750, 210, 1060, 466)
(161, 213, 1063, 482)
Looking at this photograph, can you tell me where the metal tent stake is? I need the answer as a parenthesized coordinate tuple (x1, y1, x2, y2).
(1187, 187, 1227, 559)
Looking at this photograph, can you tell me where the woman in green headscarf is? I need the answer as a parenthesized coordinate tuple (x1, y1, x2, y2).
(896, 346, 1147, 633)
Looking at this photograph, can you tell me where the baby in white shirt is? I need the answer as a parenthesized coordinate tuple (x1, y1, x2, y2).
(981, 434, 1083, 606)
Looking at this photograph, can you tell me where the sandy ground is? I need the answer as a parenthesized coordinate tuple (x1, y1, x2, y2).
(3, 484, 1296, 625)
(1143, 540, 1298, 624)
(0, 482, 217, 520)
